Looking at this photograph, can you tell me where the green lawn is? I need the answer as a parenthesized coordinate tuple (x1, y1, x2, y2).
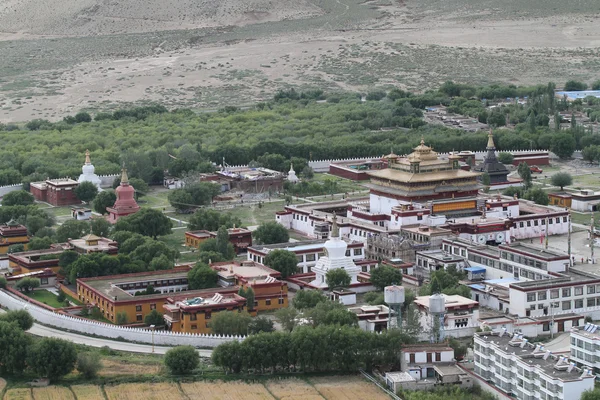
(25, 289, 64, 308)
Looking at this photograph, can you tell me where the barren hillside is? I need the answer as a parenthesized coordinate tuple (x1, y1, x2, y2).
(0, 0, 323, 37)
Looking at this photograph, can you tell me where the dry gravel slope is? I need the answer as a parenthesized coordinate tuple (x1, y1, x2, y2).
(0, 0, 323, 36)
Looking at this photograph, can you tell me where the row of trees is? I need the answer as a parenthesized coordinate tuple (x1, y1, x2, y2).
(0, 310, 101, 381)
(212, 324, 412, 374)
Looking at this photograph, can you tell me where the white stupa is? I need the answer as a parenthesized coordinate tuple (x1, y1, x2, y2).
(78, 149, 102, 190)
(310, 215, 361, 288)
(287, 163, 299, 183)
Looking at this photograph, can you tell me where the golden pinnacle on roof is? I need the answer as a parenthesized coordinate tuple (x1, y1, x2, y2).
(120, 162, 129, 185)
(85, 149, 91, 165)
(487, 129, 496, 149)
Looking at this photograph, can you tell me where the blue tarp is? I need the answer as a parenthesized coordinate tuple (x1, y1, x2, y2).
(464, 267, 486, 273)
(468, 284, 486, 291)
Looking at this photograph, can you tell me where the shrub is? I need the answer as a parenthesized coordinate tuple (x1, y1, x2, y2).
(164, 345, 200, 375)
(76, 352, 102, 378)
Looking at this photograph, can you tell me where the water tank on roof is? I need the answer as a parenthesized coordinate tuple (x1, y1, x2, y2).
(384, 285, 405, 305)
(429, 294, 445, 314)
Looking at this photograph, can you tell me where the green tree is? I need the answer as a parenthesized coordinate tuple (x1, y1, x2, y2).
(248, 316, 275, 334)
(116, 312, 128, 325)
(0, 320, 31, 374)
(0, 310, 34, 330)
(57, 290, 66, 303)
(26, 215, 50, 236)
(497, 152, 514, 164)
(551, 172, 573, 190)
(28, 337, 77, 381)
(144, 310, 164, 326)
(403, 304, 422, 337)
(430, 276, 442, 294)
(369, 265, 403, 291)
(564, 80, 587, 91)
(276, 307, 299, 332)
(364, 291, 385, 305)
(526, 187, 549, 206)
(2, 190, 34, 207)
(76, 352, 102, 378)
(15, 277, 40, 293)
(238, 287, 256, 312)
(93, 191, 116, 215)
(188, 209, 241, 231)
(582, 145, 600, 164)
(55, 220, 90, 242)
(74, 112, 92, 123)
(187, 262, 218, 290)
(517, 162, 532, 189)
(301, 166, 314, 179)
(551, 133, 576, 159)
(326, 268, 351, 290)
(264, 249, 298, 278)
(164, 345, 200, 375)
(7, 243, 24, 254)
(481, 172, 490, 193)
(448, 338, 468, 361)
(74, 181, 98, 203)
(91, 218, 112, 237)
(28, 236, 53, 250)
(253, 222, 289, 245)
(115, 208, 173, 239)
(129, 177, 149, 199)
(168, 189, 194, 212)
(58, 250, 79, 277)
(581, 389, 600, 400)
(216, 226, 233, 258)
(292, 290, 328, 310)
(0, 276, 6, 289)
(198, 238, 235, 260)
(305, 301, 358, 327)
(210, 311, 251, 336)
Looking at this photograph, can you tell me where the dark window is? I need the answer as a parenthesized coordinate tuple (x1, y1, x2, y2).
(410, 353, 416, 364)
(136, 305, 142, 312)
(426, 353, 432, 363)
(150, 304, 156, 310)
(191, 324, 197, 330)
(266, 299, 271, 306)
(435, 352, 441, 361)
(136, 314, 142, 322)
(190, 314, 197, 321)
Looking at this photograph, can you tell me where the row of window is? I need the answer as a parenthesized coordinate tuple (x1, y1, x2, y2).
(527, 286, 600, 302)
(515, 216, 567, 229)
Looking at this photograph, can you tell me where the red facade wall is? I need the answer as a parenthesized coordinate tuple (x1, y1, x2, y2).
(46, 185, 80, 206)
(30, 186, 47, 202)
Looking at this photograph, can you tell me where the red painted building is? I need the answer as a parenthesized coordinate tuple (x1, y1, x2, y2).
(30, 178, 80, 206)
(107, 167, 140, 223)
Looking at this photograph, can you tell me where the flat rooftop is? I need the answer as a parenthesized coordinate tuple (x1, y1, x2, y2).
(502, 242, 568, 260)
(211, 261, 280, 281)
(415, 294, 478, 310)
(78, 268, 191, 301)
(572, 323, 600, 341)
(476, 332, 593, 382)
(417, 249, 464, 262)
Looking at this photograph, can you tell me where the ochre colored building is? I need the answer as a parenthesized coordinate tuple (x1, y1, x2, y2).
(210, 260, 288, 312)
(9, 248, 63, 274)
(549, 192, 572, 209)
(107, 167, 140, 223)
(163, 291, 247, 334)
(0, 219, 29, 255)
(30, 178, 80, 206)
(185, 227, 252, 254)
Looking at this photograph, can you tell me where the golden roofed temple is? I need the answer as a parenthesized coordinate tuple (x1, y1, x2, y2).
(367, 138, 481, 213)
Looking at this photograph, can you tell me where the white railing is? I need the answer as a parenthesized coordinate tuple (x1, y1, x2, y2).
(0, 290, 243, 348)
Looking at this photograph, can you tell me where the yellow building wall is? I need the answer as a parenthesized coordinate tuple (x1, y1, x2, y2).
(0, 235, 30, 254)
(184, 234, 209, 249)
(549, 196, 572, 208)
(77, 285, 163, 324)
(432, 200, 477, 213)
(244, 283, 289, 313)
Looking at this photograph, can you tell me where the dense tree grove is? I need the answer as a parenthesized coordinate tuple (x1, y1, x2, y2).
(1, 82, 596, 188)
(212, 325, 413, 374)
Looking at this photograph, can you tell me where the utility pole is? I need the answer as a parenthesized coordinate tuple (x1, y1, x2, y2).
(568, 210, 572, 268)
(591, 215, 595, 263)
(545, 216, 549, 250)
(550, 302, 557, 340)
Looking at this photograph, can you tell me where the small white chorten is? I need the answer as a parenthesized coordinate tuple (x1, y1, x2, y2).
(287, 163, 299, 183)
(310, 215, 361, 288)
(78, 149, 102, 190)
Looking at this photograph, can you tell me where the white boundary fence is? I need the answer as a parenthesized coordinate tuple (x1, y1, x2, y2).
(0, 290, 243, 348)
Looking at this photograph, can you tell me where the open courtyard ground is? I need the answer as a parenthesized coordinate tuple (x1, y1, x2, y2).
(1, 0, 600, 122)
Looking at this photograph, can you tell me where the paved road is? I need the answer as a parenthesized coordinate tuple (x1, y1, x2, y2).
(0, 309, 212, 356)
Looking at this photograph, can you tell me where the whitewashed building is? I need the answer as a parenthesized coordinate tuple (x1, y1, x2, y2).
(474, 330, 594, 400)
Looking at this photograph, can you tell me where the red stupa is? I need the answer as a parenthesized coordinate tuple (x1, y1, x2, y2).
(107, 165, 140, 224)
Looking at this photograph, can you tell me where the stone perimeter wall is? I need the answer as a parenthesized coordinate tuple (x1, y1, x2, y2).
(0, 289, 242, 348)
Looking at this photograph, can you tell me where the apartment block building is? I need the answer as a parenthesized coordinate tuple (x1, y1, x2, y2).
(474, 330, 594, 400)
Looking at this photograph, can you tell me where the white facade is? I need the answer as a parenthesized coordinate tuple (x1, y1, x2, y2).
(310, 219, 361, 288)
(474, 331, 594, 400)
(570, 324, 600, 375)
(402, 347, 455, 380)
(415, 294, 480, 339)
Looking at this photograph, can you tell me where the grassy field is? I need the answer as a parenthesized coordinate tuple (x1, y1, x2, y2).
(24, 289, 63, 308)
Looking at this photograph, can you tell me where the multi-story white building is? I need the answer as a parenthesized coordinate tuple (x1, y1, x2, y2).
(474, 330, 595, 400)
(414, 294, 479, 339)
(570, 323, 600, 375)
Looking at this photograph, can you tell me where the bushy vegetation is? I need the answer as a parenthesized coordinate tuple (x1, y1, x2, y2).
(2, 82, 597, 189)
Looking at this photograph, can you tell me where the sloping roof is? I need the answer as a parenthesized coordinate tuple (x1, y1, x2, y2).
(368, 168, 479, 183)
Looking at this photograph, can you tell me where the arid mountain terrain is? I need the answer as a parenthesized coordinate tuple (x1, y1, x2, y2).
(0, 0, 599, 122)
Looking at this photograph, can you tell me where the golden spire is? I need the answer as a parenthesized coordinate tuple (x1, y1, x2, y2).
(487, 129, 496, 149)
(120, 162, 129, 185)
(85, 149, 91, 165)
(420, 137, 425, 146)
(331, 214, 339, 238)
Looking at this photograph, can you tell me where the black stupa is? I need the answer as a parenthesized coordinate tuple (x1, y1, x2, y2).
(474, 130, 509, 184)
